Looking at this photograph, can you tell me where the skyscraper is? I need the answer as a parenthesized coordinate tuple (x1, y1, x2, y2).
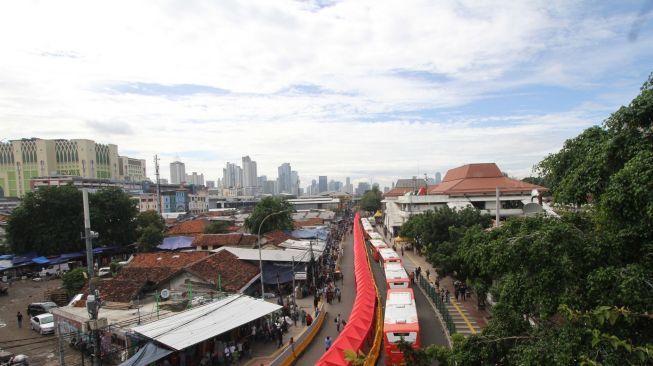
(186, 172, 204, 186)
(435, 171, 442, 184)
(242, 156, 258, 195)
(223, 162, 243, 189)
(345, 177, 353, 194)
(318, 176, 328, 193)
(290, 170, 300, 195)
(170, 160, 186, 184)
(277, 163, 292, 194)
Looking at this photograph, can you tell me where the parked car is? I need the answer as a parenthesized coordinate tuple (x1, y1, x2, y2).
(30, 313, 54, 335)
(26, 302, 58, 317)
(97, 267, 111, 277)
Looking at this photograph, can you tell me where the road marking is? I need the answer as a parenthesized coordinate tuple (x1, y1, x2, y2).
(450, 299, 477, 334)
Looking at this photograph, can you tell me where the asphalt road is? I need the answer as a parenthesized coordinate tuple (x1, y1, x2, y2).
(368, 245, 447, 366)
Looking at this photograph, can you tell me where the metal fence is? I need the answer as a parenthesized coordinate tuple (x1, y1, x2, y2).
(418, 276, 456, 335)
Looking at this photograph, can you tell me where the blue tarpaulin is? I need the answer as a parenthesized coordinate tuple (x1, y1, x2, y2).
(262, 262, 305, 284)
(31, 256, 50, 265)
(119, 342, 172, 366)
(12, 253, 37, 266)
(291, 228, 329, 240)
(93, 246, 119, 254)
(158, 236, 193, 250)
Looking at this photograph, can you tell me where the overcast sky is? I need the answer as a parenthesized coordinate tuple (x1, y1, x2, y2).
(1, 1, 652, 188)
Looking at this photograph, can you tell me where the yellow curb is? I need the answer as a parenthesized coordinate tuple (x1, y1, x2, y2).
(450, 299, 477, 334)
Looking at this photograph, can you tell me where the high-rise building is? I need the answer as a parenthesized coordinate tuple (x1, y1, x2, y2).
(318, 176, 328, 193)
(263, 180, 277, 195)
(205, 180, 216, 188)
(435, 171, 442, 184)
(186, 172, 204, 186)
(290, 170, 300, 195)
(170, 160, 186, 184)
(277, 163, 292, 194)
(0, 138, 142, 198)
(242, 156, 258, 196)
(356, 182, 371, 196)
(222, 162, 243, 190)
(344, 177, 353, 194)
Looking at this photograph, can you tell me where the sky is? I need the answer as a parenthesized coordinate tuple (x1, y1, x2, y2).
(1, 0, 652, 189)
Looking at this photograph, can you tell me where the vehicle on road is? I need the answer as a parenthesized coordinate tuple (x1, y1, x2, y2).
(379, 248, 402, 266)
(383, 288, 420, 365)
(30, 313, 54, 335)
(26, 302, 58, 317)
(97, 267, 111, 277)
(383, 263, 410, 289)
(369, 239, 387, 262)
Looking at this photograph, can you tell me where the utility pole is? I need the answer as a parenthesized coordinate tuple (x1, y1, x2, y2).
(58, 322, 65, 366)
(291, 256, 296, 307)
(154, 155, 162, 215)
(309, 239, 316, 290)
(82, 189, 100, 366)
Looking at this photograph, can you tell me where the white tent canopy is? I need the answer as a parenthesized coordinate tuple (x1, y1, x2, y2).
(217, 247, 317, 262)
(132, 294, 281, 350)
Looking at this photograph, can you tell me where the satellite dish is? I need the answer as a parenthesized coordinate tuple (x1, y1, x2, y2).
(160, 289, 170, 300)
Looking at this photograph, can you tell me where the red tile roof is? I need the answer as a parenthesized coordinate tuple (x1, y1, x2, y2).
(191, 233, 258, 247)
(294, 218, 325, 228)
(430, 163, 548, 195)
(80, 279, 146, 304)
(114, 267, 181, 285)
(166, 219, 209, 236)
(383, 187, 416, 198)
(127, 251, 211, 269)
(185, 251, 259, 292)
(263, 230, 296, 246)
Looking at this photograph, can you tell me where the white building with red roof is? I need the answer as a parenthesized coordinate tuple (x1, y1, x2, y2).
(383, 163, 552, 236)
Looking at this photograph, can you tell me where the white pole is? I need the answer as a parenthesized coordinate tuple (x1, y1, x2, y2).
(495, 187, 500, 227)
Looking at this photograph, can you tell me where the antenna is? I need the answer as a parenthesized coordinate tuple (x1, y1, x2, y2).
(154, 155, 162, 215)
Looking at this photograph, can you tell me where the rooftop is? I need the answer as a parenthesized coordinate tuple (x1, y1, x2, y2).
(166, 219, 209, 236)
(192, 233, 257, 248)
(185, 251, 260, 292)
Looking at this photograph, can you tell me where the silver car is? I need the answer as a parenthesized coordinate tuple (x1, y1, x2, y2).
(30, 313, 54, 335)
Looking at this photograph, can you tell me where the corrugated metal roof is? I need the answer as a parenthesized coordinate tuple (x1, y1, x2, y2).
(132, 294, 281, 350)
(217, 247, 317, 262)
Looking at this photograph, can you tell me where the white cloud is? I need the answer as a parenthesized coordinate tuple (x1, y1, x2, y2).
(0, 0, 651, 188)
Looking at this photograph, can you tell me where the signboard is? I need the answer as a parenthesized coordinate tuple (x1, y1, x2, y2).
(294, 272, 307, 280)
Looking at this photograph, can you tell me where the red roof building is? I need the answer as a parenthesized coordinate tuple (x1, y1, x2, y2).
(166, 219, 209, 237)
(191, 233, 258, 250)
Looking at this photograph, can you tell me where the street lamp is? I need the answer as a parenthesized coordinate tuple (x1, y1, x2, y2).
(257, 210, 292, 300)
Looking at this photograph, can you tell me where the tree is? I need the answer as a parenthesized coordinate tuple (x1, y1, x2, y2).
(203, 221, 230, 234)
(343, 349, 367, 365)
(137, 225, 164, 252)
(90, 187, 139, 246)
(7, 185, 84, 255)
(6, 186, 140, 255)
(359, 184, 383, 212)
(244, 197, 295, 234)
(135, 210, 165, 252)
(62, 267, 87, 295)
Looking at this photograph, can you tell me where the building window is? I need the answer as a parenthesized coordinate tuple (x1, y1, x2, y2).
(201, 246, 209, 251)
(471, 201, 485, 210)
(501, 200, 524, 209)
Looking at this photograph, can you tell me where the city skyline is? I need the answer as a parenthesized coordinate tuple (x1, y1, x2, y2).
(1, 2, 652, 189)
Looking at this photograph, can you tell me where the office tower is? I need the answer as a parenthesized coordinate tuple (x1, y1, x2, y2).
(187, 172, 204, 186)
(170, 160, 186, 184)
(356, 182, 371, 195)
(344, 177, 353, 194)
(290, 170, 299, 195)
(277, 163, 292, 194)
(318, 176, 327, 193)
(205, 180, 216, 188)
(222, 162, 243, 189)
(242, 156, 258, 196)
(435, 171, 442, 184)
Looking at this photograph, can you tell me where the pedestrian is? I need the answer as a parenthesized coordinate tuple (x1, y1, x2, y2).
(416, 266, 421, 279)
(335, 313, 342, 332)
(335, 287, 341, 303)
(289, 337, 295, 355)
(17, 311, 23, 328)
(277, 327, 284, 348)
(409, 271, 415, 285)
(301, 309, 307, 326)
(314, 295, 319, 309)
(445, 289, 450, 303)
(426, 269, 430, 280)
(306, 313, 313, 326)
(401, 246, 404, 256)
(325, 336, 332, 351)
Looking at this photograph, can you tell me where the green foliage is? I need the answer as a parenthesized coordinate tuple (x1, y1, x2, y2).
(397, 339, 452, 366)
(137, 225, 164, 252)
(136, 210, 165, 232)
(359, 184, 383, 212)
(62, 267, 87, 295)
(343, 349, 367, 365)
(244, 197, 295, 234)
(399, 206, 492, 278)
(89, 187, 139, 246)
(203, 221, 230, 234)
(6, 186, 139, 255)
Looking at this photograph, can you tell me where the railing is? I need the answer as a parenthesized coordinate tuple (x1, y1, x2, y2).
(269, 302, 327, 366)
(418, 276, 457, 335)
